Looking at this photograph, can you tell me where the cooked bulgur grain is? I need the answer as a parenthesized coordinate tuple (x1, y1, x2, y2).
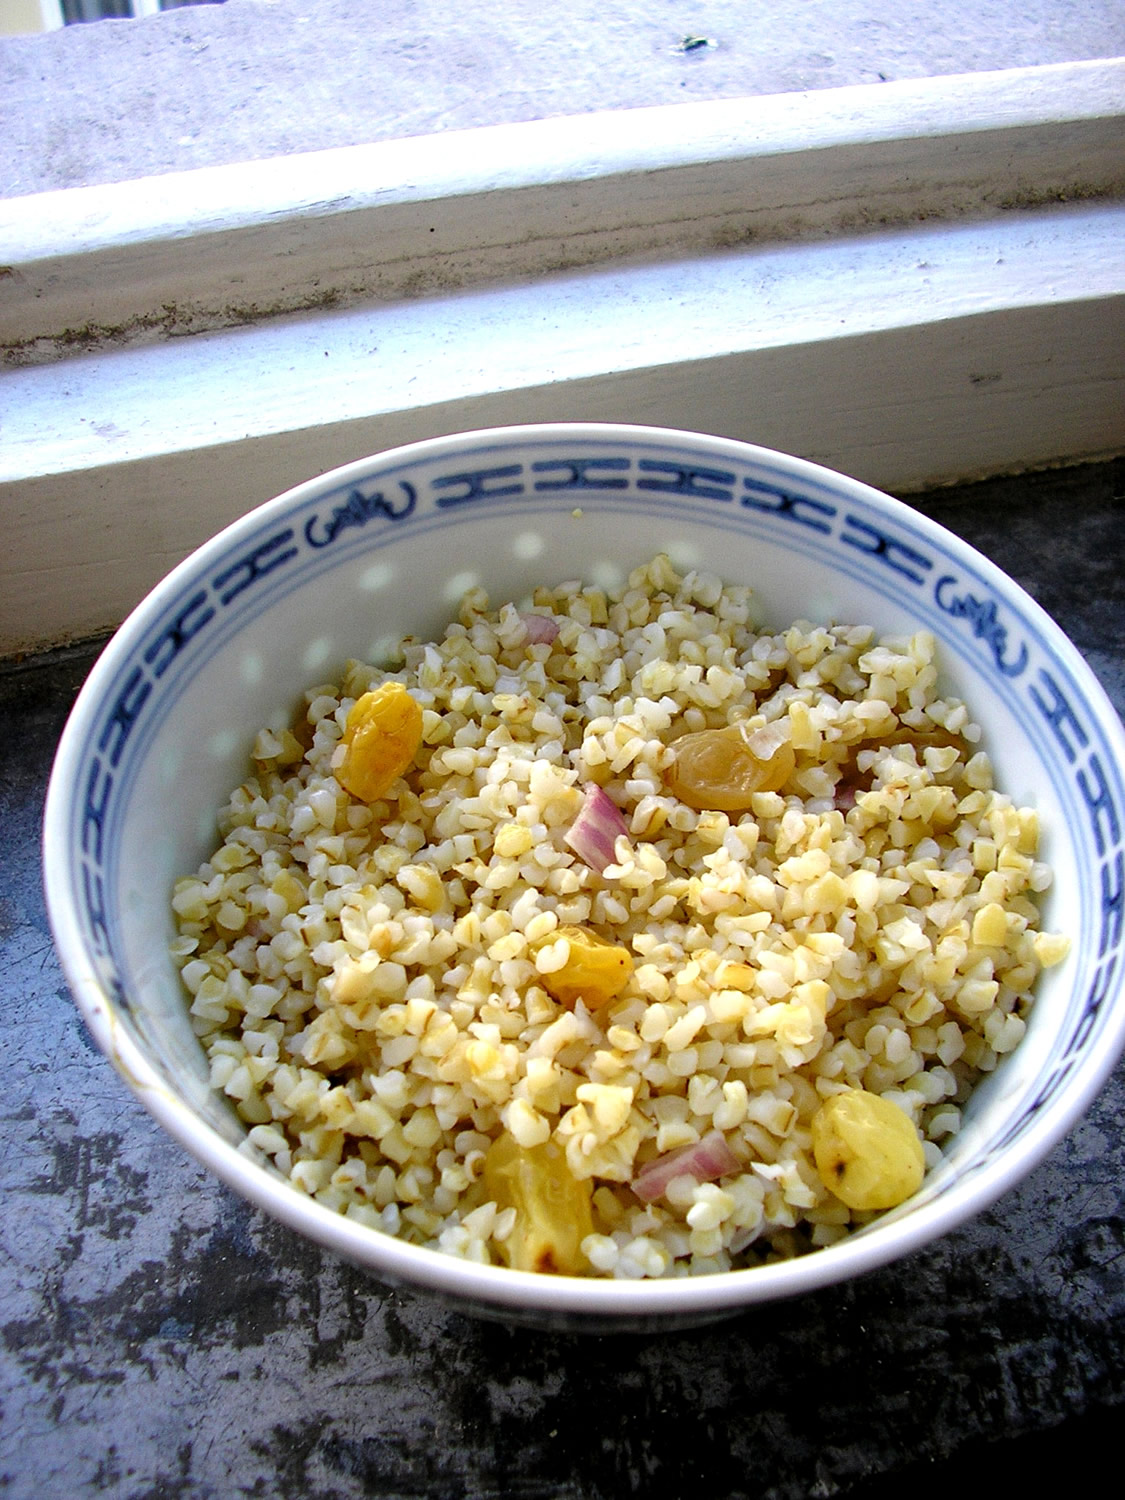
(172, 555, 1067, 1276)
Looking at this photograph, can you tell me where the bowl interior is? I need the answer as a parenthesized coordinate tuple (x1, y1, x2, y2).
(46, 424, 1125, 1318)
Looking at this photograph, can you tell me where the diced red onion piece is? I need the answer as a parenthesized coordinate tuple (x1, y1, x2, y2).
(834, 781, 858, 812)
(518, 612, 560, 645)
(564, 783, 631, 874)
(632, 1130, 741, 1203)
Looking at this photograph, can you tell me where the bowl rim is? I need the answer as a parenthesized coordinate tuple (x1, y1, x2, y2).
(43, 420, 1125, 1318)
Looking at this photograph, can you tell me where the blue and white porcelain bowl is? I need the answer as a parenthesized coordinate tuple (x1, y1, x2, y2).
(43, 424, 1125, 1330)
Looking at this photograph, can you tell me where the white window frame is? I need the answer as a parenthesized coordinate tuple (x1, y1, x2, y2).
(0, 0, 63, 31)
(2, 57, 1123, 653)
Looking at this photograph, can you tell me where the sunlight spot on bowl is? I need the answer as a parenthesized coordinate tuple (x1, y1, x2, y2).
(241, 651, 264, 686)
(444, 570, 480, 603)
(588, 560, 624, 594)
(512, 531, 545, 561)
(800, 590, 845, 626)
(157, 745, 183, 788)
(359, 561, 395, 592)
(367, 634, 404, 667)
(303, 637, 335, 672)
(664, 539, 704, 570)
(208, 728, 241, 759)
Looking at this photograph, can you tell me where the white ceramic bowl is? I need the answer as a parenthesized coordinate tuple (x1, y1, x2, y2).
(44, 423, 1125, 1330)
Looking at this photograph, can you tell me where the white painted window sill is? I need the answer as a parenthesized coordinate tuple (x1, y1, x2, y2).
(1, 58, 1123, 653)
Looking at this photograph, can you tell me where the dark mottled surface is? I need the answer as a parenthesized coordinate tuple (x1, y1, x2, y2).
(2, 460, 1123, 1499)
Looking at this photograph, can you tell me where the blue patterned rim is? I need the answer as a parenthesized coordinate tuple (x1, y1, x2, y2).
(44, 424, 1125, 1318)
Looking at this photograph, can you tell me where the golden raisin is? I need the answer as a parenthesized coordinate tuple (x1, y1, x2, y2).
(535, 925, 634, 1010)
(483, 1135, 594, 1274)
(811, 1090, 925, 1211)
(338, 682, 424, 802)
(665, 720, 795, 810)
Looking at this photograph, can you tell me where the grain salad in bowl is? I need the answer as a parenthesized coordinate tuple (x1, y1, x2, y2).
(46, 424, 1125, 1327)
(170, 552, 1068, 1280)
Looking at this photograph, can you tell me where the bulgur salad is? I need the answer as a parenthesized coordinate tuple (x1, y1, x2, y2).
(172, 554, 1068, 1278)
